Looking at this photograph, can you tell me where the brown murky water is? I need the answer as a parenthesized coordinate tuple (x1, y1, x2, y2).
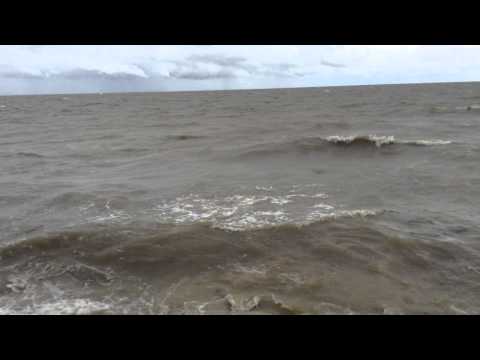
(1, 82, 480, 314)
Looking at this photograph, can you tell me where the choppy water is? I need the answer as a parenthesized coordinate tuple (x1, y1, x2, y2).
(1, 82, 480, 314)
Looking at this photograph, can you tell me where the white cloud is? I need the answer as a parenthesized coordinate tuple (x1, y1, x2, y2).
(0, 45, 479, 94)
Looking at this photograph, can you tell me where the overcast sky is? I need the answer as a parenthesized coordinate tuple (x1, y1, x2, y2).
(1, 45, 479, 95)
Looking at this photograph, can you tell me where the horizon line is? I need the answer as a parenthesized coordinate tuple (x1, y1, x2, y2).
(1, 80, 479, 98)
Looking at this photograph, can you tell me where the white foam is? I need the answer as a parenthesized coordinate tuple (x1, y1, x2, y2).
(314, 302, 355, 315)
(325, 134, 452, 147)
(305, 209, 380, 224)
(313, 203, 335, 210)
(450, 304, 469, 315)
(325, 135, 395, 147)
(407, 139, 452, 146)
(155, 193, 298, 230)
(34, 299, 110, 315)
(221, 210, 289, 231)
(87, 206, 131, 223)
(279, 272, 305, 285)
(287, 193, 328, 199)
(232, 263, 268, 276)
(0, 308, 10, 315)
(153, 185, 380, 231)
(224, 294, 262, 313)
(5, 275, 28, 293)
(255, 186, 274, 192)
(183, 297, 229, 315)
(338, 209, 379, 217)
(90, 212, 130, 223)
(0, 299, 111, 315)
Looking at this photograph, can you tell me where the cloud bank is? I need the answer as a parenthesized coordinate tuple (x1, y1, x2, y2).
(0, 45, 479, 95)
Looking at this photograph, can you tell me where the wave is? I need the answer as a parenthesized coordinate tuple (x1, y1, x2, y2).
(1, 299, 111, 315)
(151, 187, 379, 232)
(166, 135, 207, 141)
(324, 135, 395, 147)
(430, 104, 480, 114)
(0, 210, 384, 261)
(0, 151, 46, 160)
(24, 185, 374, 235)
(14, 152, 45, 158)
(0, 210, 471, 315)
(406, 139, 452, 146)
(324, 135, 452, 148)
(233, 135, 452, 159)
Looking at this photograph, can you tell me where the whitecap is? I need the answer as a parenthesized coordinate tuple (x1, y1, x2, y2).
(0, 299, 111, 315)
(406, 139, 452, 146)
(325, 134, 451, 147)
(325, 135, 395, 147)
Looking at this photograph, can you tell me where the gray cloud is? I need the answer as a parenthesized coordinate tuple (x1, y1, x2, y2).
(0, 51, 298, 82)
(259, 63, 302, 77)
(188, 54, 250, 68)
(0, 64, 43, 79)
(0, 66, 148, 81)
(161, 55, 299, 80)
(60, 69, 146, 80)
(1, 46, 479, 95)
(162, 55, 251, 80)
(168, 69, 238, 80)
(321, 60, 346, 68)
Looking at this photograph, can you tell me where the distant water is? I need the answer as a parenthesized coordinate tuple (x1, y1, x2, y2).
(1, 83, 480, 314)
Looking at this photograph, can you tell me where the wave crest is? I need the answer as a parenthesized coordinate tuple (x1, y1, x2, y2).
(0, 208, 384, 262)
(233, 135, 452, 159)
(324, 135, 452, 148)
(325, 135, 395, 147)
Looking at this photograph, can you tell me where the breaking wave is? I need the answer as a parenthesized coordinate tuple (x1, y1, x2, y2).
(324, 135, 396, 147)
(232, 135, 453, 159)
(0, 207, 470, 315)
(151, 185, 380, 231)
(1, 299, 111, 315)
(324, 135, 452, 148)
(0, 210, 384, 263)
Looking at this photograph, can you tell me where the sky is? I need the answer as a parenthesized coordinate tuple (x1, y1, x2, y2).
(1, 45, 479, 95)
